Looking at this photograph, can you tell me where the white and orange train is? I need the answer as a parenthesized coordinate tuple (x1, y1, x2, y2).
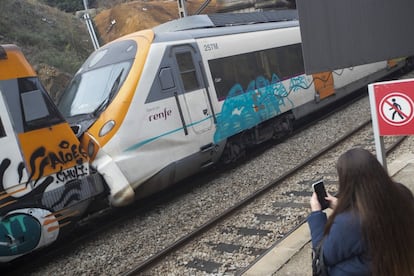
(58, 10, 409, 207)
(0, 10, 410, 262)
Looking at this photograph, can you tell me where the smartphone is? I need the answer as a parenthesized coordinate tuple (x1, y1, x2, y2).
(312, 180, 329, 210)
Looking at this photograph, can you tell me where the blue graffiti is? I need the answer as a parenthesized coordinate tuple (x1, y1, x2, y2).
(0, 213, 41, 256)
(272, 74, 294, 108)
(213, 74, 308, 143)
(123, 73, 309, 150)
(289, 75, 309, 92)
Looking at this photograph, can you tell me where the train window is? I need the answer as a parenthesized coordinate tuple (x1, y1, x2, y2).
(0, 118, 5, 138)
(209, 53, 260, 100)
(17, 77, 64, 132)
(266, 44, 304, 80)
(176, 52, 200, 92)
(159, 67, 175, 90)
(209, 43, 304, 100)
(21, 90, 50, 122)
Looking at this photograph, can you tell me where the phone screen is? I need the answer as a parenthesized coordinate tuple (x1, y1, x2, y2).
(312, 180, 329, 210)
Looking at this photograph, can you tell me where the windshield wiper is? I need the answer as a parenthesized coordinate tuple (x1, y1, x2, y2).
(94, 68, 124, 116)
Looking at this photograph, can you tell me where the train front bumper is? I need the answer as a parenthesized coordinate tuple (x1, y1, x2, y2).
(93, 150, 135, 207)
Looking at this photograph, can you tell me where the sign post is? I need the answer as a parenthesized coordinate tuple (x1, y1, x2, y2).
(368, 78, 414, 171)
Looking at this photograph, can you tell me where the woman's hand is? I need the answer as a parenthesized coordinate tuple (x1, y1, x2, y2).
(310, 192, 321, 211)
(325, 192, 338, 209)
(310, 192, 338, 211)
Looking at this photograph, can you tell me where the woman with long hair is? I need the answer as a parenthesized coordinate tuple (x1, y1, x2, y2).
(308, 148, 414, 275)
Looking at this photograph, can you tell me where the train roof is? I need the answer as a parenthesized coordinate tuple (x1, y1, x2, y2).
(154, 10, 298, 32)
(152, 10, 299, 42)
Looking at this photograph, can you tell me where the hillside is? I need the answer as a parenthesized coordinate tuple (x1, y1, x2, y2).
(94, 0, 218, 44)
(0, 0, 93, 100)
(0, 0, 219, 100)
(0, 1, 93, 69)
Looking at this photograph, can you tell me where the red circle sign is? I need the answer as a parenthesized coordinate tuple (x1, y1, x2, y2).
(373, 79, 414, 136)
(379, 92, 414, 126)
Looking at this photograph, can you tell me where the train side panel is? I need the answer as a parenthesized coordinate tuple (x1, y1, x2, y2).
(196, 26, 315, 144)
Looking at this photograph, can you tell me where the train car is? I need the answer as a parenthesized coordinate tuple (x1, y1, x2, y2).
(57, 10, 408, 208)
(0, 44, 105, 263)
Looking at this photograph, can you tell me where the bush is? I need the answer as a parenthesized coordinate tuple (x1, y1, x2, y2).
(40, 0, 97, 12)
(0, 0, 94, 74)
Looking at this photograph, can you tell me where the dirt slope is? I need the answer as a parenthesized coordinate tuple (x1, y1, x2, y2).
(94, 0, 218, 44)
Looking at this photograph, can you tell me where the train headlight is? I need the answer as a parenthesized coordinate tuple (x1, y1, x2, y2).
(88, 140, 95, 158)
(99, 120, 115, 137)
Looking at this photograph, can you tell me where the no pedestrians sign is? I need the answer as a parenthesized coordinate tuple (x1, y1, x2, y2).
(369, 79, 414, 136)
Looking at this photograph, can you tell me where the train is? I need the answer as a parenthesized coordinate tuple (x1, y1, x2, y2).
(57, 10, 409, 207)
(0, 9, 411, 263)
(0, 44, 105, 263)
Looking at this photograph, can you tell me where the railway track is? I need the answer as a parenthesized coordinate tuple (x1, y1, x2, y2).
(122, 119, 404, 275)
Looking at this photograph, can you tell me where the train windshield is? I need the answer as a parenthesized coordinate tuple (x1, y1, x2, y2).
(58, 62, 131, 117)
(58, 40, 137, 118)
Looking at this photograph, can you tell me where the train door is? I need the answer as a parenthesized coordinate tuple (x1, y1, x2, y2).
(171, 45, 215, 134)
(312, 71, 335, 100)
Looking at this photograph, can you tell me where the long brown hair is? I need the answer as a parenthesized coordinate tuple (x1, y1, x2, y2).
(325, 148, 414, 276)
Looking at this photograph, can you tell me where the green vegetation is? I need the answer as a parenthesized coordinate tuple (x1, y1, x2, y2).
(0, 0, 94, 74)
(39, 0, 97, 12)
